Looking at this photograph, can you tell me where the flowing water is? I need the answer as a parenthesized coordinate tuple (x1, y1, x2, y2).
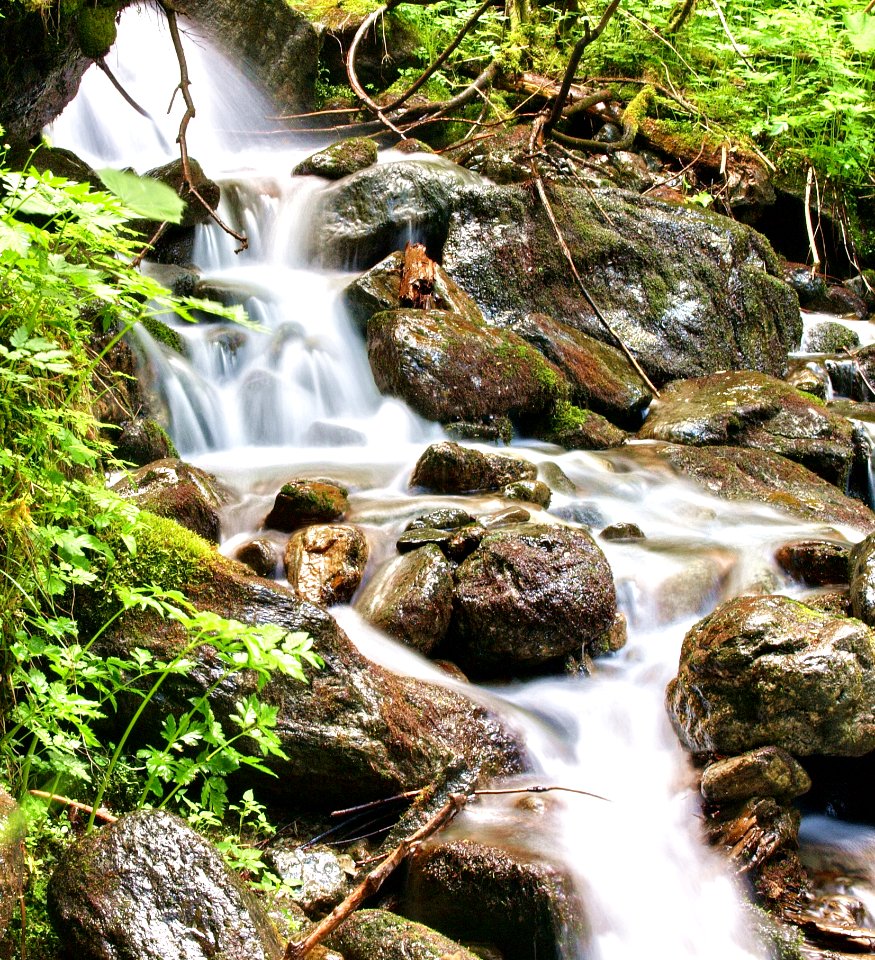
(49, 8, 875, 957)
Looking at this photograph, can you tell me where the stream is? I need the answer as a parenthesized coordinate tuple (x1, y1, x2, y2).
(48, 6, 875, 958)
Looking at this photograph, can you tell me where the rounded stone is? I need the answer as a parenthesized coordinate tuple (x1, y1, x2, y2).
(264, 478, 348, 533)
(285, 523, 369, 607)
(701, 746, 812, 804)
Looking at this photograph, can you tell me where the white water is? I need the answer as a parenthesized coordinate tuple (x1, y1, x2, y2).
(49, 9, 874, 959)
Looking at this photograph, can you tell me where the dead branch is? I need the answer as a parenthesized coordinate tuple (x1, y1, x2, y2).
(708, 0, 755, 71)
(331, 789, 424, 819)
(399, 241, 436, 308)
(474, 784, 611, 802)
(96, 58, 151, 118)
(666, 0, 697, 34)
(404, 60, 502, 132)
(29, 790, 117, 823)
(804, 166, 821, 272)
(283, 793, 466, 960)
(159, 1, 249, 253)
(528, 113, 660, 397)
(346, 2, 407, 137)
(544, 0, 622, 135)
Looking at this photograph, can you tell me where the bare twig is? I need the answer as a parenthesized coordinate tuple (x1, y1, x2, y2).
(346, 2, 407, 137)
(283, 793, 466, 960)
(159, 1, 248, 253)
(804, 165, 821, 272)
(331, 789, 423, 818)
(96, 58, 151, 118)
(29, 790, 117, 823)
(474, 784, 611, 801)
(708, 0, 755, 71)
(545, 0, 622, 135)
(529, 114, 661, 397)
(130, 221, 169, 269)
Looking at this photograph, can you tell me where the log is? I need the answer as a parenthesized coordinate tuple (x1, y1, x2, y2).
(399, 242, 436, 309)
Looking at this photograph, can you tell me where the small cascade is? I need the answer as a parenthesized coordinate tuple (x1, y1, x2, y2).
(47, 7, 875, 959)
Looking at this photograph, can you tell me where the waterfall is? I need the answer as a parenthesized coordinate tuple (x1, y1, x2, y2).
(48, 7, 875, 958)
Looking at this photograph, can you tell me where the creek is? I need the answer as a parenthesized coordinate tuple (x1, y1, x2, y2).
(48, 7, 875, 958)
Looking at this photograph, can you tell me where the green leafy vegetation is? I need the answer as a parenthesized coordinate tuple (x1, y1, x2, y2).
(0, 146, 320, 952)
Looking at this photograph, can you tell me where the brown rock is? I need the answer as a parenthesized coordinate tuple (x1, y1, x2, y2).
(285, 524, 369, 607)
(410, 442, 536, 494)
(264, 478, 348, 533)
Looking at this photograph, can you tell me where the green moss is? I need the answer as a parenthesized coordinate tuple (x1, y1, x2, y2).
(75, 5, 117, 59)
(286, 0, 378, 27)
(139, 316, 184, 355)
(548, 400, 592, 433)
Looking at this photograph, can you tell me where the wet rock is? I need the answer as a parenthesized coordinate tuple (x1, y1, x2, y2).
(512, 313, 652, 428)
(396, 524, 486, 563)
(600, 522, 646, 542)
(538, 462, 577, 495)
(442, 182, 800, 386)
(411, 442, 537, 494)
(368, 309, 565, 427)
(444, 418, 514, 444)
(355, 545, 454, 654)
(343, 249, 484, 334)
(311, 160, 480, 269)
(826, 285, 868, 319)
(264, 478, 349, 533)
(111, 458, 230, 543)
(294, 138, 378, 180)
(327, 910, 480, 960)
(452, 523, 616, 675)
(91, 325, 151, 432)
(705, 796, 801, 881)
(406, 508, 474, 531)
(785, 358, 830, 400)
(638, 371, 856, 488)
(774, 540, 850, 587)
(503, 480, 551, 508)
(782, 263, 829, 308)
(800, 590, 852, 618)
(589, 610, 629, 656)
(849, 532, 875, 626)
(174, 0, 319, 114)
(234, 537, 279, 578)
(480, 507, 532, 528)
(701, 747, 812, 804)
(140, 157, 220, 229)
(653, 444, 875, 532)
(539, 402, 628, 450)
(48, 809, 284, 960)
(285, 524, 369, 607)
(113, 417, 178, 467)
(267, 844, 350, 916)
(85, 512, 523, 807)
(801, 321, 861, 354)
(666, 594, 875, 756)
(0, 790, 24, 955)
(405, 838, 576, 960)
(142, 262, 201, 298)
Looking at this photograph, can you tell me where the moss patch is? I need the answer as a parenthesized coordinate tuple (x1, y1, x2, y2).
(75, 6, 117, 59)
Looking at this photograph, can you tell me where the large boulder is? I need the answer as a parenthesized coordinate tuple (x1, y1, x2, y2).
(451, 523, 616, 675)
(310, 159, 481, 269)
(174, 0, 319, 113)
(111, 458, 230, 543)
(368, 309, 566, 427)
(48, 809, 284, 960)
(294, 138, 378, 181)
(666, 594, 875, 756)
(355, 545, 455, 654)
(638, 371, 857, 488)
(410, 443, 537, 494)
(441, 182, 800, 386)
(83, 512, 523, 808)
(652, 444, 875, 532)
(512, 313, 652, 428)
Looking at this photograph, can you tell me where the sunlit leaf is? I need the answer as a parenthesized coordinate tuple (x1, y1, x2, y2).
(98, 168, 186, 223)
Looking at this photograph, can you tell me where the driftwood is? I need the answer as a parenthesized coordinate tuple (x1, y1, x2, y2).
(399, 242, 436, 309)
(283, 793, 466, 960)
(29, 790, 117, 823)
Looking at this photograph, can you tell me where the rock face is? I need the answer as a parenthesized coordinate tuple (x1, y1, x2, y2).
(666, 595, 875, 756)
(87, 514, 523, 807)
(442, 183, 801, 386)
(452, 524, 616, 675)
(849, 532, 875, 626)
(410, 443, 537, 494)
(774, 539, 850, 587)
(653, 444, 875, 532)
(327, 910, 480, 960)
(264, 478, 349, 533)
(355, 545, 454, 654)
(285, 524, 369, 607)
(368, 309, 565, 427)
(294, 138, 378, 180)
(638, 371, 857, 488)
(0, 790, 24, 956)
(112, 417, 178, 467)
(174, 0, 319, 113)
(700, 747, 811, 804)
(344, 249, 484, 334)
(405, 838, 576, 960)
(48, 809, 284, 960)
(512, 313, 652, 428)
(111, 458, 230, 543)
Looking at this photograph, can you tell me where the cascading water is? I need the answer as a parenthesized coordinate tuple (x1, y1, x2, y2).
(48, 8, 875, 958)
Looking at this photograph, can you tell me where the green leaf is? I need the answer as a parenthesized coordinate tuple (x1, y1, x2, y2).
(97, 168, 186, 223)
(843, 12, 875, 53)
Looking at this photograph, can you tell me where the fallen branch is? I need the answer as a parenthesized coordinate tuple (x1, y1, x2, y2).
(159, 1, 248, 253)
(283, 793, 466, 960)
(29, 790, 117, 823)
(346, 2, 406, 137)
(528, 115, 660, 397)
(96, 58, 150, 118)
(708, 0, 755, 72)
(474, 784, 611, 802)
(399, 241, 436, 308)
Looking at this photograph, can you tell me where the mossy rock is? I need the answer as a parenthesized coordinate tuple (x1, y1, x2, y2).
(327, 910, 480, 960)
(76, 6, 117, 59)
(293, 137, 378, 180)
(112, 417, 178, 467)
(263, 478, 349, 533)
(410, 442, 537, 494)
(540, 401, 628, 451)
